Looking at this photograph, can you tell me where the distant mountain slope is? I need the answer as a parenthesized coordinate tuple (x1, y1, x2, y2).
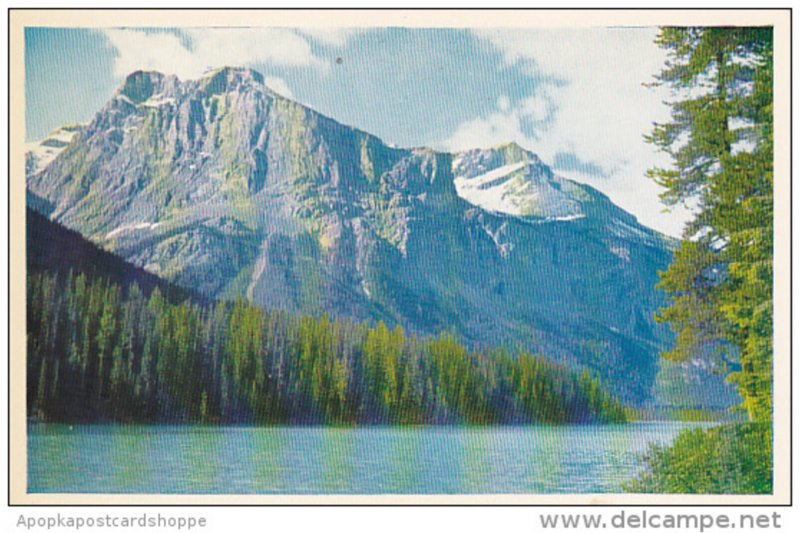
(26, 124, 83, 176)
(25, 67, 737, 407)
(27, 207, 198, 303)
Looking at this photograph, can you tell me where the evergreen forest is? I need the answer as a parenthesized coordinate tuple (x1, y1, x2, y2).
(27, 268, 627, 425)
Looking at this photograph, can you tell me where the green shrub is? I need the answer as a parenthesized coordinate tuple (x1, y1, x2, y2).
(625, 423, 772, 494)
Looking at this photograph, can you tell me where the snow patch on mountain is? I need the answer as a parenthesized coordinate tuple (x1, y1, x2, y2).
(246, 244, 269, 301)
(141, 95, 177, 108)
(25, 125, 82, 175)
(545, 214, 586, 222)
(453, 161, 531, 216)
(452, 147, 585, 221)
(116, 94, 135, 106)
(106, 222, 162, 239)
(609, 245, 631, 262)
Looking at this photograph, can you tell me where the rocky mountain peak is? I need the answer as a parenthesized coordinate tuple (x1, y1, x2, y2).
(454, 143, 532, 171)
(119, 70, 175, 104)
(197, 66, 266, 96)
(25, 124, 83, 176)
(451, 143, 594, 221)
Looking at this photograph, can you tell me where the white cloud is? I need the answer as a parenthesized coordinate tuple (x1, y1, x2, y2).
(444, 100, 527, 153)
(497, 95, 511, 113)
(183, 28, 327, 72)
(519, 94, 550, 122)
(102, 28, 329, 81)
(296, 28, 362, 47)
(445, 28, 691, 237)
(444, 92, 553, 153)
(264, 76, 293, 99)
(103, 29, 204, 79)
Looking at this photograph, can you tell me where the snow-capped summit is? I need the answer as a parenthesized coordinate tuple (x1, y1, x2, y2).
(25, 124, 83, 176)
(452, 143, 587, 221)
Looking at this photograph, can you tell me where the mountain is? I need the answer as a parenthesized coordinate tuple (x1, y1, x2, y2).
(26, 67, 737, 406)
(26, 124, 83, 177)
(27, 206, 199, 303)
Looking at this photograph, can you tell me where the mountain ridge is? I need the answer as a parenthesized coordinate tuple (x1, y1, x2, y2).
(26, 66, 734, 407)
(26, 206, 201, 304)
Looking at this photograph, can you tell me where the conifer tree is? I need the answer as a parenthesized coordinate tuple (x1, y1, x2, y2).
(646, 27, 773, 422)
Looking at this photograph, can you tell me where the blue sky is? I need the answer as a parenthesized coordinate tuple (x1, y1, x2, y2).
(25, 27, 690, 237)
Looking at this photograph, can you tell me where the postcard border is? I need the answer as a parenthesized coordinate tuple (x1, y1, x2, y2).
(6, 7, 793, 507)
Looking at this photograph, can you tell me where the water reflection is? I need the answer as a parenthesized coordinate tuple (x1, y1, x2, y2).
(105, 426, 155, 492)
(28, 422, 699, 494)
(28, 424, 82, 493)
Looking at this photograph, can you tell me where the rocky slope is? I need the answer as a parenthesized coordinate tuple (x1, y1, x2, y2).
(27, 206, 200, 304)
(26, 67, 737, 406)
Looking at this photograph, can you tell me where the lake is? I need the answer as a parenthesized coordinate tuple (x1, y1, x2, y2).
(28, 422, 708, 494)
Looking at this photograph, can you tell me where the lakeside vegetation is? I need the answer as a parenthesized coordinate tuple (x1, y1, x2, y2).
(626, 408, 746, 423)
(624, 423, 772, 494)
(27, 269, 626, 426)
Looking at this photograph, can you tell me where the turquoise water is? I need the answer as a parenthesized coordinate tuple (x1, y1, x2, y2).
(28, 422, 706, 494)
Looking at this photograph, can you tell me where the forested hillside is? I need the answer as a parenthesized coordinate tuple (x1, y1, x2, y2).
(27, 269, 626, 425)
